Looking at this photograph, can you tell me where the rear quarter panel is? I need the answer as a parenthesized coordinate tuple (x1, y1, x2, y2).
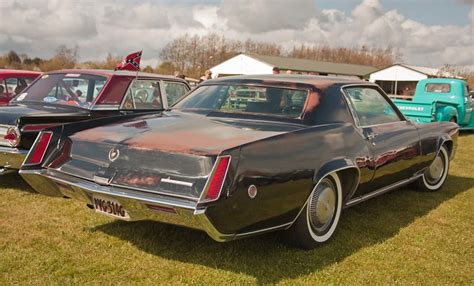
(205, 122, 370, 234)
(415, 121, 458, 167)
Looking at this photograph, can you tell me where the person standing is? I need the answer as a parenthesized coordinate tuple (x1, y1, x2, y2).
(199, 70, 212, 83)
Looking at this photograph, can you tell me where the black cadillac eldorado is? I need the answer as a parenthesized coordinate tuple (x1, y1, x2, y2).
(0, 69, 190, 175)
(20, 75, 458, 249)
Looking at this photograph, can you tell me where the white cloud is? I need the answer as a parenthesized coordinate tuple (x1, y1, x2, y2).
(217, 0, 317, 33)
(0, 0, 472, 70)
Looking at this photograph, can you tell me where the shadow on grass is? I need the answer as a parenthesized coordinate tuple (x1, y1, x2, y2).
(93, 174, 472, 284)
(0, 173, 35, 193)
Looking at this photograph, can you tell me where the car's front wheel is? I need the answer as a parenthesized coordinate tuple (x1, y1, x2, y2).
(416, 145, 450, 192)
(283, 172, 342, 249)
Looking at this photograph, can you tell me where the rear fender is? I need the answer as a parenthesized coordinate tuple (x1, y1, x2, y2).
(286, 159, 360, 229)
(437, 132, 456, 161)
(313, 158, 360, 202)
(435, 105, 458, 122)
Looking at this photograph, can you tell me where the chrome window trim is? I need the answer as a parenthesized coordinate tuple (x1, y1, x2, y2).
(340, 83, 409, 129)
(118, 80, 136, 110)
(119, 78, 165, 111)
(90, 104, 120, 111)
(176, 83, 312, 121)
(159, 80, 168, 108)
(161, 80, 191, 107)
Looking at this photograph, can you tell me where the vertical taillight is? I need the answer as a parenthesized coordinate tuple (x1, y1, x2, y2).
(200, 156, 231, 203)
(23, 131, 53, 166)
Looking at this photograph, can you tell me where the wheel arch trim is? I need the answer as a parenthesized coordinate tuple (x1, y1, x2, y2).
(286, 162, 360, 229)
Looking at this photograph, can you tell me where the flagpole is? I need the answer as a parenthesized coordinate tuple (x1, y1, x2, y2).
(135, 51, 142, 84)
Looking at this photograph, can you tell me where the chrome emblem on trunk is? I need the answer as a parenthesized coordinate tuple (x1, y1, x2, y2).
(108, 148, 120, 162)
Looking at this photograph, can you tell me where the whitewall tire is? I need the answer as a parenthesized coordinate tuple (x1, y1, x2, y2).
(416, 145, 449, 192)
(284, 172, 343, 249)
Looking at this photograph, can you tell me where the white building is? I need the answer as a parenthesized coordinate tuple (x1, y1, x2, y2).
(210, 53, 376, 79)
(368, 64, 452, 97)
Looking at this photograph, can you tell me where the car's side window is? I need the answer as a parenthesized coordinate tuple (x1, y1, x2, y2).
(163, 81, 189, 106)
(5, 78, 18, 96)
(344, 86, 401, 126)
(0, 80, 7, 97)
(122, 80, 163, 110)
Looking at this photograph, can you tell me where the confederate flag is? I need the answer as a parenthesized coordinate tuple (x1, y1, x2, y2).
(115, 51, 142, 71)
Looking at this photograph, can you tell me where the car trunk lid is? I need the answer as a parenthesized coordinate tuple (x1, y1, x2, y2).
(55, 111, 304, 199)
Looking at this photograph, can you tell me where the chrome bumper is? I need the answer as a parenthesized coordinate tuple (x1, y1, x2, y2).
(19, 169, 234, 242)
(0, 146, 28, 175)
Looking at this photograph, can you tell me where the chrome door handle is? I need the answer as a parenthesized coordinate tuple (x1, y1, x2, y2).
(366, 133, 378, 140)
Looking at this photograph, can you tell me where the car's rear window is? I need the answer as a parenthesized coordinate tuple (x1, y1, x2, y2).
(425, 83, 451, 93)
(12, 73, 107, 109)
(174, 84, 308, 118)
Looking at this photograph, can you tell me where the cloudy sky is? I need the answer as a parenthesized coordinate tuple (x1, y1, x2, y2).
(0, 0, 473, 69)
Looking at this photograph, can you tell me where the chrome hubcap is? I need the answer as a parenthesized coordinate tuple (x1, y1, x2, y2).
(309, 179, 336, 232)
(426, 153, 444, 184)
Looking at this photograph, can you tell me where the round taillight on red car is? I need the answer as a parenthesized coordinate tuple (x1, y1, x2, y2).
(4, 127, 20, 147)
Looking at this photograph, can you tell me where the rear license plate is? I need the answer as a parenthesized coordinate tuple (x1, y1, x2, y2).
(92, 195, 130, 220)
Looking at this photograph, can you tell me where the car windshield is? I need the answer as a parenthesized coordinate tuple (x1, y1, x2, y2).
(174, 84, 308, 118)
(12, 73, 107, 109)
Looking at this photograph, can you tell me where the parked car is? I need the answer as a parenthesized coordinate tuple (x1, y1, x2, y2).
(20, 75, 458, 249)
(392, 78, 474, 130)
(0, 69, 190, 175)
(0, 69, 42, 105)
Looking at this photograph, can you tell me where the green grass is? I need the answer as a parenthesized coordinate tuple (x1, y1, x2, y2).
(1, 135, 473, 285)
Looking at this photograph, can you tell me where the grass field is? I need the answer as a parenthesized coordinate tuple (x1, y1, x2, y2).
(1, 135, 473, 285)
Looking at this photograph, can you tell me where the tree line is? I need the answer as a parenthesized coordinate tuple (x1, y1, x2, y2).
(0, 32, 472, 86)
(157, 33, 399, 78)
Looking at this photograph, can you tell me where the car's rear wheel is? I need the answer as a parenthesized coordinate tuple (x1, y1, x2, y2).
(416, 145, 449, 192)
(283, 173, 342, 249)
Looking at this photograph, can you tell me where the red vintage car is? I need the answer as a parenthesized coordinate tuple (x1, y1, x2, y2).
(0, 69, 191, 175)
(0, 69, 42, 105)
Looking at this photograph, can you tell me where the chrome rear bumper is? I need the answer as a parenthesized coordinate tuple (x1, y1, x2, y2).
(19, 169, 234, 242)
(0, 146, 28, 175)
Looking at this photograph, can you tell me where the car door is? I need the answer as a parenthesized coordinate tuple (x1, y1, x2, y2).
(344, 85, 422, 195)
(462, 83, 473, 125)
(161, 80, 190, 107)
(120, 79, 164, 110)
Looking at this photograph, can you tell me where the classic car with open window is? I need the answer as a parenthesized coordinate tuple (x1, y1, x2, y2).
(20, 75, 458, 249)
(0, 69, 190, 175)
(0, 69, 42, 105)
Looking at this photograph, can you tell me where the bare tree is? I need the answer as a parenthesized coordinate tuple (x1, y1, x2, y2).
(40, 45, 79, 71)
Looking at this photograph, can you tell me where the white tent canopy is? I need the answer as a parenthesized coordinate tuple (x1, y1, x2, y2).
(369, 64, 434, 82)
(210, 54, 273, 77)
